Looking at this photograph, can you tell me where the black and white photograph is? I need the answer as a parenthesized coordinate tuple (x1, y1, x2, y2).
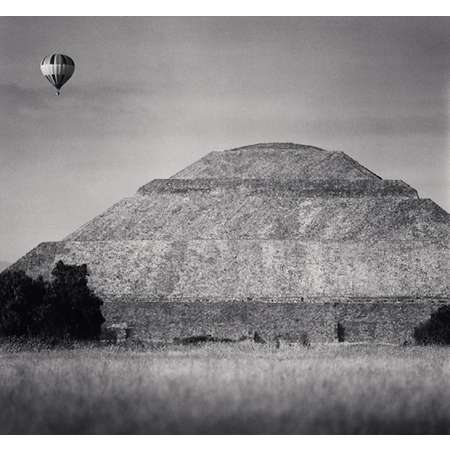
(0, 6, 449, 437)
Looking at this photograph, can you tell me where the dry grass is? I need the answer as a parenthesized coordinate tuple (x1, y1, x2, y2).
(1, 342, 450, 434)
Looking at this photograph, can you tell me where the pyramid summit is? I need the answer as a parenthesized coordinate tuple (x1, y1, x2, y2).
(171, 142, 381, 180)
(5, 143, 450, 343)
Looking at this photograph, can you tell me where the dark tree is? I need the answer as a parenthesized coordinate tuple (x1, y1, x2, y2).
(0, 271, 47, 336)
(414, 306, 450, 345)
(46, 261, 105, 339)
(0, 261, 105, 340)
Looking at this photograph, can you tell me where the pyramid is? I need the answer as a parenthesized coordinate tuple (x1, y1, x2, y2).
(6, 143, 450, 343)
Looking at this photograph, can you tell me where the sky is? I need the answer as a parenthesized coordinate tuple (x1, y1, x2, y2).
(0, 16, 449, 263)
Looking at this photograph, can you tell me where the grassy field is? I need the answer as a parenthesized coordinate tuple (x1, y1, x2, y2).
(1, 342, 450, 434)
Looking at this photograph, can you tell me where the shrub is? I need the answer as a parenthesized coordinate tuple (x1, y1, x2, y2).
(299, 332, 310, 347)
(253, 331, 266, 344)
(414, 306, 450, 345)
(337, 322, 345, 342)
(0, 261, 105, 341)
(173, 335, 234, 345)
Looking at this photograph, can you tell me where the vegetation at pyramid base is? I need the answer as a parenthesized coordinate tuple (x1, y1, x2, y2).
(414, 306, 450, 345)
(0, 261, 105, 340)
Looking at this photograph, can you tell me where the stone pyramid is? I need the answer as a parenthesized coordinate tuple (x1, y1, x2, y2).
(6, 143, 450, 343)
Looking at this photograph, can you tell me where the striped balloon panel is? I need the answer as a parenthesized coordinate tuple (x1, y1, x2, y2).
(40, 53, 75, 90)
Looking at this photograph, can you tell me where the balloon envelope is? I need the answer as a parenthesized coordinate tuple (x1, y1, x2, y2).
(40, 53, 75, 95)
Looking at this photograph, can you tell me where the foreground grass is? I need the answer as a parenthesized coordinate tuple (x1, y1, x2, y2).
(1, 343, 450, 434)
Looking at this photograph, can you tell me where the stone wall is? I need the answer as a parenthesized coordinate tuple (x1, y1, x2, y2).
(102, 300, 448, 344)
(103, 301, 337, 343)
(335, 302, 445, 343)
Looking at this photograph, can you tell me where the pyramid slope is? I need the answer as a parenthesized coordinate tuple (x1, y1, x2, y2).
(64, 183, 448, 243)
(9, 239, 449, 301)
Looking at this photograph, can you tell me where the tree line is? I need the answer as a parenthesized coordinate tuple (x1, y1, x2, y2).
(0, 261, 104, 340)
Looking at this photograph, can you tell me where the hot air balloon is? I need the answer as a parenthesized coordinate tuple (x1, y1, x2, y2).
(40, 53, 75, 96)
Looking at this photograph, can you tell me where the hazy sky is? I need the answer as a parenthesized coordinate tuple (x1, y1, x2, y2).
(0, 17, 449, 262)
